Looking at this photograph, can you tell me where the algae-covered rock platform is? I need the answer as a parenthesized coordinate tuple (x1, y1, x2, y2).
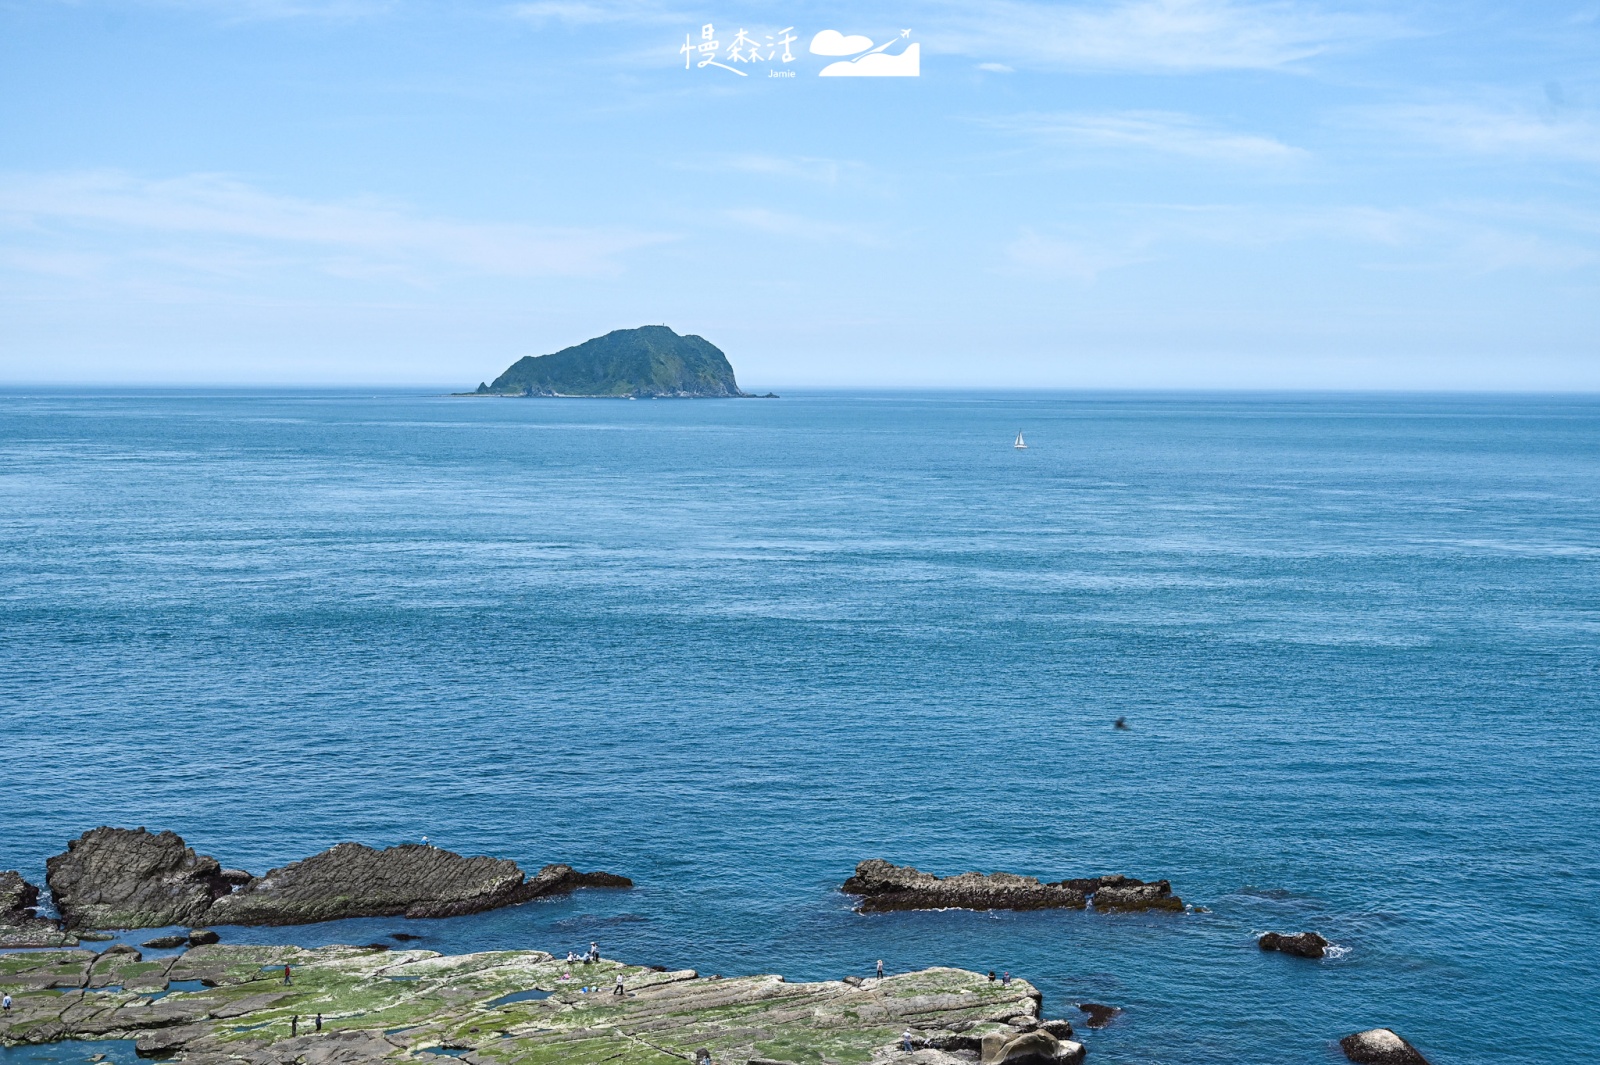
(0, 943, 1076, 1065)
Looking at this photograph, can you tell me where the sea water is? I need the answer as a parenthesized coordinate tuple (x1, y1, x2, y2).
(1, 389, 1596, 1065)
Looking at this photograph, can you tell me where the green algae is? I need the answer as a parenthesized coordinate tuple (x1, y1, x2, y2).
(2, 944, 1049, 1064)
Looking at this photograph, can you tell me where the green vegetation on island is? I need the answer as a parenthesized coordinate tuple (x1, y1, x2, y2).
(468, 326, 773, 399)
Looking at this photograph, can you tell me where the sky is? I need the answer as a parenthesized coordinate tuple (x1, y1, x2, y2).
(1, 0, 1597, 389)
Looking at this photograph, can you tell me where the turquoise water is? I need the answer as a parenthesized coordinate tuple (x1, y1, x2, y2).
(1, 389, 1597, 1064)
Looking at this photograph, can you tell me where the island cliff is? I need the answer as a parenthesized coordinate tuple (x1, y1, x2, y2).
(472, 325, 769, 398)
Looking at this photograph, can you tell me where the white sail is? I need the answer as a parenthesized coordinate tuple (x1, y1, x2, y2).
(1014, 431, 1026, 449)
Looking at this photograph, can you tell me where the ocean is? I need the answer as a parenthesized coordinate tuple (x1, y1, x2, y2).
(1, 389, 1596, 1065)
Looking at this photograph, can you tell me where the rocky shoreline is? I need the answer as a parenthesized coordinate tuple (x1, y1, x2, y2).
(841, 861, 1187, 914)
(1, 838, 1423, 1065)
(0, 942, 1084, 1065)
(3, 828, 629, 943)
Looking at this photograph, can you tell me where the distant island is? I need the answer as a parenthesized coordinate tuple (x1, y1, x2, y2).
(463, 325, 775, 398)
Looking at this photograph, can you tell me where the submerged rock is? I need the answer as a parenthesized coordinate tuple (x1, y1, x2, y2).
(45, 828, 234, 931)
(205, 843, 629, 925)
(1076, 1002, 1121, 1029)
(0, 871, 76, 948)
(1258, 931, 1329, 959)
(1339, 1028, 1432, 1065)
(843, 860, 1186, 914)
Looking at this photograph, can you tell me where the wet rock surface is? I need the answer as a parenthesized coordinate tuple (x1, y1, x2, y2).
(0, 942, 1064, 1065)
(207, 844, 629, 926)
(0, 871, 76, 948)
(1339, 1028, 1432, 1065)
(1258, 931, 1330, 959)
(844, 860, 1186, 914)
(45, 828, 234, 931)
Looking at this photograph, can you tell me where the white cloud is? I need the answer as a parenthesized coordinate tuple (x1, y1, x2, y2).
(923, 0, 1400, 73)
(988, 110, 1305, 163)
(1355, 101, 1600, 164)
(0, 171, 669, 283)
(977, 62, 1015, 72)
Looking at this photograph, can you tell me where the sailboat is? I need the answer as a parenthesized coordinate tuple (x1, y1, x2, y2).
(1014, 430, 1027, 450)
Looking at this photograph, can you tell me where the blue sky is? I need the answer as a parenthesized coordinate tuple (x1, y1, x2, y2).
(1, 0, 1597, 388)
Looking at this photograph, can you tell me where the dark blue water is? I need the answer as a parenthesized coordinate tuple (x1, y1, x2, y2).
(2, 390, 1597, 1065)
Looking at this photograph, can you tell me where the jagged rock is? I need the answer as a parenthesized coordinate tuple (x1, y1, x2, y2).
(569, 870, 634, 888)
(187, 929, 220, 946)
(0, 870, 37, 916)
(842, 860, 1087, 912)
(1340, 1028, 1431, 1065)
(217, 869, 253, 886)
(1259, 931, 1329, 959)
(1039, 1019, 1075, 1040)
(45, 828, 234, 930)
(1092, 878, 1184, 912)
(980, 1029, 1086, 1064)
(844, 860, 1186, 914)
(1076, 1002, 1121, 1029)
(0, 870, 77, 947)
(205, 843, 628, 925)
(140, 934, 189, 949)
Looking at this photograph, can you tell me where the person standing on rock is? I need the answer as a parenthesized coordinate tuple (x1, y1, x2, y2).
(3, 992, 11, 1012)
(876, 959, 884, 980)
(613, 973, 625, 996)
(1001, 972, 1010, 986)
(589, 941, 599, 963)
(901, 1029, 914, 1053)
(315, 1014, 322, 1032)
(283, 964, 292, 985)
(291, 1016, 298, 1037)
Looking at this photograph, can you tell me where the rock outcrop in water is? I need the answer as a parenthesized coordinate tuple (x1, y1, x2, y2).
(0, 942, 1069, 1065)
(1339, 1028, 1432, 1065)
(1258, 931, 1329, 959)
(472, 325, 769, 398)
(843, 860, 1186, 914)
(208, 845, 631, 926)
(0, 871, 75, 948)
(41, 829, 631, 931)
(45, 828, 234, 931)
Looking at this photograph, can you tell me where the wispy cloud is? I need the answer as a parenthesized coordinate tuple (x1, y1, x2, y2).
(701, 155, 869, 187)
(1005, 228, 1153, 279)
(923, 0, 1400, 73)
(505, 0, 683, 26)
(988, 110, 1305, 163)
(0, 171, 670, 283)
(1005, 200, 1599, 279)
(721, 207, 877, 245)
(100, 0, 399, 20)
(1353, 100, 1600, 164)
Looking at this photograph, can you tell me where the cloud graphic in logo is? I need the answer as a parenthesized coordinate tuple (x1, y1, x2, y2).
(819, 43, 920, 77)
(810, 29, 874, 56)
